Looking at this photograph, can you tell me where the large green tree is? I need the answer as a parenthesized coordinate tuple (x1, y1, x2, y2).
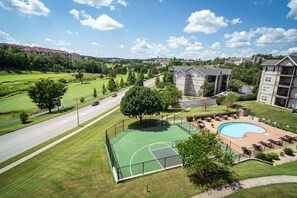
(120, 86, 162, 122)
(74, 70, 84, 84)
(134, 72, 144, 86)
(176, 130, 234, 189)
(200, 81, 215, 96)
(127, 70, 136, 85)
(222, 93, 238, 111)
(28, 79, 67, 113)
(107, 77, 117, 92)
(158, 84, 182, 110)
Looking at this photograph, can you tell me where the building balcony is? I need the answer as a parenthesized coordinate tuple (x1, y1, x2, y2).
(274, 92, 289, 98)
(276, 81, 291, 87)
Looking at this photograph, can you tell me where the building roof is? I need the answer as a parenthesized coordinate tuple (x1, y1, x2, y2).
(288, 54, 297, 65)
(172, 66, 232, 76)
(261, 60, 279, 66)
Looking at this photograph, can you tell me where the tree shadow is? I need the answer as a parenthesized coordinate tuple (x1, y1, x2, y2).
(50, 107, 75, 114)
(128, 119, 170, 132)
(22, 120, 33, 124)
(162, 108, 183, 113)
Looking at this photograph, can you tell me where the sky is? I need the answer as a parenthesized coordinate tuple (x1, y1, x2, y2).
(0, 0, 297, 60)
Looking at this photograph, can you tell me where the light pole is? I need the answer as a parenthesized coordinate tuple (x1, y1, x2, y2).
(67, 94, 79, 126)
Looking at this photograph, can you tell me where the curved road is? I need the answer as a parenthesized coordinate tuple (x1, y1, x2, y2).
(0, 78, 155, 163)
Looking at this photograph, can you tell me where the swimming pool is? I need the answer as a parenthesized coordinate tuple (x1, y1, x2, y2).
(218, 122, 266, 138)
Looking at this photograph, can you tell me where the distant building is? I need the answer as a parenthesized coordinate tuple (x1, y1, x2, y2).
(154, 58, 170, 67)
(225, 56, 264, 65)
(172, 66, 232, 96)
(257, 53, 297, 109)
(0, 43, 80, 61)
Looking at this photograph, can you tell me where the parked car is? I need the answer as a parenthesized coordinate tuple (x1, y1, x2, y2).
(112, 93, 117, 97)
(218, 91, 230, 96)
(91, 101, 99, 106)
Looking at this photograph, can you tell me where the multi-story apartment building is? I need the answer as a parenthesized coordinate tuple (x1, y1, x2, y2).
(0, 43, 81, 61)
(225, 56, 264, 65)
(257, 53, 297, 109)
(172, 66, 232, 96)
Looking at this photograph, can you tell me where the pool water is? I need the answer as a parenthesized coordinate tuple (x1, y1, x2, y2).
(218, 122, 266, 138)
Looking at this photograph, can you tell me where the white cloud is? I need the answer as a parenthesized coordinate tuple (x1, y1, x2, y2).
(115, 44, 124, 48)
(224, 31, 254, 48)
(60, 47, 81, 53)
(184, 10, 228, 34)
(167, 36, 189, 48)
(0, 31, 19, 44)
(159, 0, 163, 2)
(185, 42, 203, 54)
(210, 42, 221, 49)
(199, 50, 227, 60)
(253, 27, 297, 46)
(235, 48, 255, 57)
(109, 5, 115, 11)
(288, 0, 297, 20)
(279, 47, 297, 55)
(92, 42, 105, 47)
(231, 18, 242, 25)
(131, 38, 168, 56)
(254, 0, 272, 5)
(45, 38, 70, 46)
(269, 49, 279, 55)
(70, 10, 123, 31)
(67, 30, 78, 35)
(73, 0, 113, 8)
(0, 0, 50, 16)
(25, 43, 39, 47)
(117, 0, 127, 6)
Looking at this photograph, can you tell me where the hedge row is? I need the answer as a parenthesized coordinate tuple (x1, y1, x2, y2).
(186, 111, 239, 122)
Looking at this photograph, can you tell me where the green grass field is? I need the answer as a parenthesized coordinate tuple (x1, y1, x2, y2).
(226, 183, 297, 198)
(0, 107, 297, 197)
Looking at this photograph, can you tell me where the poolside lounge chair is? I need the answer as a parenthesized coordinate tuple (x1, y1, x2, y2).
(232, 114, 238, 119)
(267, 139, 283, 146)
(215, 116, 221, 121)
(206, 117, 212, 122)
(198, 123, 205, 129)
(242, 147, 252, 156)
(222, 115, 228, 120)
(252, 144, 262, 151)
(279, 136, 293, 143)
(259, 141, 274, 148)
(284, 135, 297, 141)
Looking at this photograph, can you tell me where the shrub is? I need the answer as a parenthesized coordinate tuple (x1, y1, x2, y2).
(186, 116, 193, 122)
(266, 152, 279, 161)
(194, 115, 200, 121)
(200, 115, 205, 120)
(58, 78, 67, 84)
(80, 97, 85, 103)
(19, 110, 29, 124)
(216, 96, 226, 105)
(255, 151, 266, 161)
(283, 147, 294, 156)
(98, 74, 104, 78)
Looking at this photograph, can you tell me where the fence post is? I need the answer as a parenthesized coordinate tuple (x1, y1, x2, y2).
(174, 114, 175, 124)
(122, 120, 124, 131)
(238, 154, 241, 162)
(142, 162, 145, 174)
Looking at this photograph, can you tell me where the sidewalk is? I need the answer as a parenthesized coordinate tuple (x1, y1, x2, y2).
(192, 175, 297, 198)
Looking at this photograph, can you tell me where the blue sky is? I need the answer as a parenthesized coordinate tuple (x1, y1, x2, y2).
(0, 0, 297, 59)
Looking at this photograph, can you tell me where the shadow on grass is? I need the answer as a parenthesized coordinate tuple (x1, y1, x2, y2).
(128, 119, 170, 132)
(49, 107, 75, 115)
(162, 108, 184, 113)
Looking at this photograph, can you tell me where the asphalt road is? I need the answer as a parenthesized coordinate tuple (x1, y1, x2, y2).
(0, 78, 155, 163)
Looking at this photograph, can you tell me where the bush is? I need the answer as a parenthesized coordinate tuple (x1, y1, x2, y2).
(255, 151, 266, 161)
(80, 97, 85, 103)
(186, 116, 193, 122)
(194, 115, 200, 121)
(216, 96, 226, 105)
(58, 78, 67, 84)
(283, 147, 294, 156)
(99, 74, 104, 78)
(266, 152, 279, 161)
(19, 110, 29, 124)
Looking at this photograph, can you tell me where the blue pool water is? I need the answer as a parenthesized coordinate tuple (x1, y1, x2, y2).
(218, 122, 266, 138)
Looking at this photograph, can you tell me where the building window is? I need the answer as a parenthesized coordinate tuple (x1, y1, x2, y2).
(261, 96, 268, 101)
(262, 86, 269, 92)
(265, 66, 275, 72)
(265, 77, 272, 82)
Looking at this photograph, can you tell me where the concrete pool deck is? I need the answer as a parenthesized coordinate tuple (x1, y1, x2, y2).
(191, 116, 297, 154)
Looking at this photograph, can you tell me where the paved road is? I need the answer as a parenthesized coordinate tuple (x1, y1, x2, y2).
(0, 78, 155, 163)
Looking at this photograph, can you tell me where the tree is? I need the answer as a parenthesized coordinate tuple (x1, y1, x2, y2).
(134, 72, 144, 86)
(163, 71, 173, 85)
(222, 93, 238, 111)
(155, 76, 160, 86)
(176, 130, 234, 189)
(168, 57, 182, 67)
(107, 77, 117, 92)
(127, 70, 136, 85)
(120, 86, 162, 122)
(93, 88, 97, 98)
(80, 96, 85, 103)
(158, 84, 182, 110)
(28, 79, 67, 113)
(19, 110, 29, 124)
(102, 84, 107, 95)
(120, 77, 125, 88)
(200, 81, 215, 96)
(228, 79, 245, 92)
(74, 70, 84, 84)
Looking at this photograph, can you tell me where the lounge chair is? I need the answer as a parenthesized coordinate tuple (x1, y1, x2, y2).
(259, 141, 274, 148)
(280, 136, 293, 143)
(215, 116, 221, 121)
(267, 139, 282, 146)
(198, 123, 205, 129)
(222, 115, 228, 120)
(242, 147, 252, 156)
(206, 117, 212, 122)
(232, 114, 238, 119)
(284, 135, 297, 141)
(252, 144, 262, 151)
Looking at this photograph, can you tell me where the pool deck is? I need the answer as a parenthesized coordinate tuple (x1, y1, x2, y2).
(191, 116, 297, 154)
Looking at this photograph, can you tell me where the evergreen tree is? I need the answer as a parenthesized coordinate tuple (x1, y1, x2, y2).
(93, 88, 97, 98)
(107, 77, 117, 92)
(135, 72, 144, 86)
(102, 84, 107, 95)
(120, 77, 125, 88)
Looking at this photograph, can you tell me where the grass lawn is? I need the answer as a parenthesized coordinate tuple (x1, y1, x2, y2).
(226, 183, 297, 198)
(1, 107, 297, 197)
(238, 101, 297, 128)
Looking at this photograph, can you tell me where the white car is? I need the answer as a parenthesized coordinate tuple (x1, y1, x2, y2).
(219, 91, 229, 96)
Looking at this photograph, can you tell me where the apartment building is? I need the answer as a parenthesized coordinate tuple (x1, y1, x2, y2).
(225, 56, 264, 65)
(172, 66, 232, 96)
(257, 54, 297, 109)
(0, 43, 81, 61)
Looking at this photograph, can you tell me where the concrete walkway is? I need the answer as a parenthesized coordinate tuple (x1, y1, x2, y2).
(192, 175, 297, 198)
